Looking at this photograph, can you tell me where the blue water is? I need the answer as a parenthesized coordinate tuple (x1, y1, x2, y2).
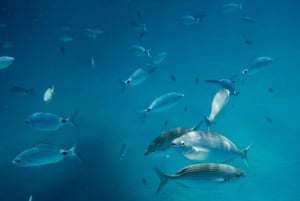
(1, 0, 299, 200)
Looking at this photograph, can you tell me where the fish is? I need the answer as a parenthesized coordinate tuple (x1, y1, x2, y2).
(245, 39, 253, 45)
(12, 143, 77, 167)
(184, 106, 188, 112)
(204, 75, 239, 95)
(241, 56, 273, 75)
(139, 92, 184, 122)
(195, 77, 199, 85)
(172, 130, 251, 165)
(205, 89, 230, 130)
(25, 111, 78, 131)
(268, 88, 273, 93)
(85, 27, 104, 40)
(60, 46, 65, 55)
(43, 85, 55, 103)
(119, 143, 127, 160)
(149, 51, 167, 65)
(142, 177, 147, 186)
(28, 195, 33, 201)
(89, 56, 95, 68)
(179, 14, 206, 25)
(144, 121, 203, 157)
(120, 66, 157, 93)
(0, 56, 14, 70)
(130, 11, 147, 40)
(129, 45, 151, 58)
(266, 116, 272, 123)
(59, 35, 73, 42)
(242, 16, 254, 23)
(171, 74, 176, 82)
(155, 163, 245, 193)
(11, 86, 35, 96)
(222, 3, 242, 13)
(164, 120, 168, 128)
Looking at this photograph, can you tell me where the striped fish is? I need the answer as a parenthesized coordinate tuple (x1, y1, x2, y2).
(155, 163, 244, 193)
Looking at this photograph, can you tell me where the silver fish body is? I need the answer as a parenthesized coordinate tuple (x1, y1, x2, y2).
(129, 44, 151, 58)
(0, 56, 14, 69)
(25, 112, 77, 131)
(12, 144, 77, 167)
(145, 121, 203, 157)
(223, 3, 243, 12)
(150, 51, 167, 65)
(242, 56, 273, 75)
(172, 130, 250, 163)
(155, 163, 244, 193)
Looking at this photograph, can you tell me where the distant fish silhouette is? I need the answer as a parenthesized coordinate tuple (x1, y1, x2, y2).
(60, 46, 65, 55)
(171, 74, 176, 82)
(195, 77, 199, 85)
(142, 177, 148, 186)
(268, 88, 273, 93)
(119, 143, 127, 160)
(184, 106, 188, 112)
(164, 120, 168, 128)
(245, 39, 253, 45)
(266, 116, 272, 123)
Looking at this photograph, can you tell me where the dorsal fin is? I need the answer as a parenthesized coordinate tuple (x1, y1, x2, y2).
(191, 120, 203, 131)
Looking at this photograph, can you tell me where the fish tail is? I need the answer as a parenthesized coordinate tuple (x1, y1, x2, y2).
(154, 168, 169, 194)
(242, 143, 253, 166)
(68, 143, 78, 158)
(145, 49, 152, 58)
(69, 110, 79, 128)
(204, 116, 211, 131)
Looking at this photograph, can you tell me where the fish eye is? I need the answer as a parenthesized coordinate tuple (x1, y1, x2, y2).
(61, 151, 68, 156)
(242, 69, 248, 74)
(61, 119, 67, 123)
(180, 141, 185, 146)
(14, 159, 21, 163)
(25, 120, 30, 124)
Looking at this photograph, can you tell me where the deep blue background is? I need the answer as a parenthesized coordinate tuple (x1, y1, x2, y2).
(0, 0, 299, 200)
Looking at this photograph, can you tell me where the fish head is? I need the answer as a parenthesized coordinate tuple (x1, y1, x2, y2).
(231, 170, 245, 181)
(241, 68, 248, 75)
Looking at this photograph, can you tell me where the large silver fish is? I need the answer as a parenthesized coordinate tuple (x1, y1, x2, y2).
(129, 44, 151, 58)
(155, 163, 244, 193)
(205, 89, 230, 130)
(0, 56, 14, 69)
(25, 111, 78, 131)
(241, 56, 273, 75)
(12, 144, 77, 167)
(172, 130, 251, 164)
(139, 92, 184, 122)
(144, 121, 203, 157)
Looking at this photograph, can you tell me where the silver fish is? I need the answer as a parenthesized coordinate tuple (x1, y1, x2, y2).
(204, 75, 239, 95)
(129, 44, 151, 58)
(11, 87, 35, 96)
(172, 130, 251, 164)
(12, 144, 77, 167)
(150, 51, 167, 65)
(0, 56, 14, 70)
(28, 195, 33, 201)
(179, 14, 206, 25)
(242, 56, 273, 75)
(25, 111, 78, 131)
(205, 89, 230, 130)
(144, 121, 203, 157)
(222, 3, 242, 12)
(139, 92, 184, 122)
(120, 66, 157, 93)
(155, 163, 245, 193)
(119, 143, 127, 160)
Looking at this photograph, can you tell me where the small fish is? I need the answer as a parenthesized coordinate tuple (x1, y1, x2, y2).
(266, 116, 272, 123)
(13, 143, 78, 167)
(0, 56, 14, 70)
(242, 16, 254, 23)
(60, 46, 65, 55)
(137, 10, 142, 21)
(242, 56, 273, 75)
(171, 74, 176, 82)
(205, 89, 230, 130)
(139, 92, 184, 122)
(28, 195, 33, 201)
(129, 45, 151, 58)
(119, 143, 127, 160)
(172, 130, 251, 165)
(164, 120, 168, 128)
(268, 88, 273, 93)
(204, 76, 239, 95)
(179, 14, 206, 25)
(43, 85, 55, 103)
(155, 163, 245, 193)
(149, 51, 167, 65)
(85, 27, 104, 40)
(11, 87, 34, 96)
(142, 177, 147, 186)
(184, 106, 188, 112)
(222, 3, 243, 13)
(144, 121, 203, 157)
(25, 111, 78, 131)
(195, 77, 199, 85)
(89, 56, 95, 68)
(120, 66, 157, 93)
(245, 39, 253, 45)
(59, 35, 73, 42)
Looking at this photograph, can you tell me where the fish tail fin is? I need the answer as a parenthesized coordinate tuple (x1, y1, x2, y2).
(145, 49, 152, 58)
(154, 168, 168, 194)
(67, 143, 78, 158)
(191, 120, 203, 131)
(242, 143, 253, 166)
(139, 31, 146, 41)
(69, 110, 79, 128)
(29, 88, 35, 96)
(204, 116, 211, 131)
